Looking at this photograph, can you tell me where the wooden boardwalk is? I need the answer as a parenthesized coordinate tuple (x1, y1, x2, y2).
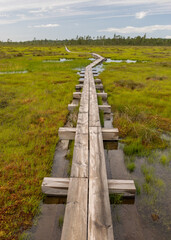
(42, 52, 136, 240)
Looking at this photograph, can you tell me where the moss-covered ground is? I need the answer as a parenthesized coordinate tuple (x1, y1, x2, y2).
(0, 45, 91, 240)
(0, 45, 171, 239)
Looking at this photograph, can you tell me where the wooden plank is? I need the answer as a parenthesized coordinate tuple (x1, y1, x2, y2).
(58, 127, 76, 140)
(42, 178, 136, 196)
(89, 74, 101, 127)
(95, 79, 101, 83)
(97, 92, 107, 99)
(108, 179, 136, 194)
(58, 127, 118, 141)
(88, 127, 114, 240)
(75, 84, 83, 90)
(73, 92, 81, 99)
(102, 128, 119, 140)
(95, 84, 103, 90)
(61, 178, 88, 240)
(71, 69, 89, 177)
(70, 124, 88, 178)
(79, 79, 84, 83)
(99, 105, 111, 113)
(61, 67, 89, 240)
(74, 92, 107, 100)
(68, 103, 78, 111)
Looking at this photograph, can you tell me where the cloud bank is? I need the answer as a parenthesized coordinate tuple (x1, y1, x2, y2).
(99, 25, 171, 33)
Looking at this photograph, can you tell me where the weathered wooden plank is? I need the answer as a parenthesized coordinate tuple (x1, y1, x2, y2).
(102, 128, 119, 140)
(74, 92, 107, 100)
(95, 79, 102, 83)
(93, 73, 99, 76)
(89, 71, 101, 127)
(99, 105, 111, 113)
(108, 179, 136, 194)
(95, 84, 103, 90)
(58, 127, 118, 140)
(42, 178, 136, 196)
(71, 69, 89, 177)
(61, 178, 88, 240)
(73, 92, 81, 99)
(68, 103, 78, 111)
(75, 84, 83, 90)
(79, 79, 84, 83)
(70, 127, 88, 178)
(88, 127, 114, 240)
(58, 127, 76, 140)
(97, 92, 107, 99)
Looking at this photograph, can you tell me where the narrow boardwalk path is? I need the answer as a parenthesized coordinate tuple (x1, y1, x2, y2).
(42, 51, 135, 240)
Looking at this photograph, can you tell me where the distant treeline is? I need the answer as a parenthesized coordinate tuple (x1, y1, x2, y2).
(1, 35, 171, 46)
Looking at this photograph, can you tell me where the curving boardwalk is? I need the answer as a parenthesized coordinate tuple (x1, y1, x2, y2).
(61, 53, 114, 240)
(42, 51, 136, 240)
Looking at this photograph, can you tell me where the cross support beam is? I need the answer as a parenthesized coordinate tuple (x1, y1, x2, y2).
(42, 177, 136, 197)
(58, 127, 119, 140)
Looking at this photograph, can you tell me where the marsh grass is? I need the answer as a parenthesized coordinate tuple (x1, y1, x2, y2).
(160, 154, 170, 166)
(1, 45, 171, 239)
(134, 181, 141, 195)
(99, 46, 171, 154)
(0, 45, 89, 240)
(99, 109, 104, 127)
(124, 156, 136, 172)
(58, 216, 64, 228)
(109, 193, 123, 207)
(66, 140, 75, 176)
(141, 164, 165, 194)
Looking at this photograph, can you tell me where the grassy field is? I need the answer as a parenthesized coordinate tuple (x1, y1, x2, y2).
(0, 45, 171, 239)
(97, 46, 171, 152)
(0, 45, 91, 240)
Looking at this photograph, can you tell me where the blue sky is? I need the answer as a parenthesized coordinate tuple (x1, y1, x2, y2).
(0, 0, 171, 41)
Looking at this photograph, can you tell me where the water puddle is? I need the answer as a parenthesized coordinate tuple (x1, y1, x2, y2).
(43, 58, 73, 63)
(74, 67, 85, 71)
(103, 112, 171, 240)
(89, 57, 137, 63)
(88, 58, 95, 61)
(92, 64, 104, 73)
(106, 59, 137, 63)
(25, 140, 69, 240)
(0, 70, 28, 74)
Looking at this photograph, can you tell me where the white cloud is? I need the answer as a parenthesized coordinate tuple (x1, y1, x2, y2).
(29, 23, 60, 28)
(165, 35, 171, 39)
(0, 0, 170, 13)
(99, 25, 171, 33)
(135, 11, 148, 19)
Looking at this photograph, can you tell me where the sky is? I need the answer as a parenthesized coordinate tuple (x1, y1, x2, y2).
(0, 0, 171, 41)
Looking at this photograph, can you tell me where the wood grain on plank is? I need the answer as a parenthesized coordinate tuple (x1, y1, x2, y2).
(61, 178, 88, 240)
(42, 178, 136, 196)
(88, 127, 114, 240)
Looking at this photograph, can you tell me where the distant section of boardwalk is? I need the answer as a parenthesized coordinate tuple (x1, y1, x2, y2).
(42, 50, 136, 240)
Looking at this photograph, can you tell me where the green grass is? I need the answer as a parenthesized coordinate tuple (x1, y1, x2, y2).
(58, 216, 64, 228)
(0, 45, 90, 240)
(134, 181, 141, 195)
(159, 154, 171, 166)
(99, 46, 171, 153)
(141, 164, 165, 194)
(1, 45, 171, 239)
(66, 140, 75, 176)
(109, 193, 123, 207)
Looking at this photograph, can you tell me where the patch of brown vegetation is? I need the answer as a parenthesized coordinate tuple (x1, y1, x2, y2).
(21, 99, 33, 104)
(146, 76, 167, 81)
(115, 79, 144, 90)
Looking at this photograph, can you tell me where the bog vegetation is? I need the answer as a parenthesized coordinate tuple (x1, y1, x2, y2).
(0, 44, 171, 239)
(0, 45, 91, 239)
